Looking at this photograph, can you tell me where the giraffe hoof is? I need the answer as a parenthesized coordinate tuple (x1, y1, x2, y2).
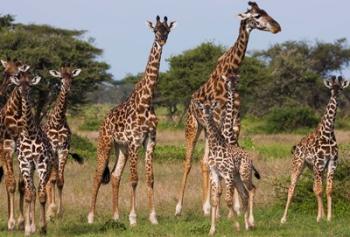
(39, 226, 47, 235)
(209, 227, 216, 236)
(113, 212, 120, 221)
(280, 217, 287, 224)
(25, 226, 31, 236)
(149, 212, 158, 224)
(57, 208, 64, 218)
(203, 202, 211, 216)
(18, 218, 25, 230)
(175, 203, 182, 216)
(129, 214, 137, 226)
(87, 212, 94, 224)
(8, 218, 16, 231)
(30, 223, 36, 233)
(46, 204, 57, 221)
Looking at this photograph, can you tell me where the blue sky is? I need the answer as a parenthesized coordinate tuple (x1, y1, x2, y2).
(3, 0, 350, 79)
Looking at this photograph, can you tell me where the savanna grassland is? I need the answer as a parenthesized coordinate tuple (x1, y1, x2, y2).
(1, 105, 350, 237)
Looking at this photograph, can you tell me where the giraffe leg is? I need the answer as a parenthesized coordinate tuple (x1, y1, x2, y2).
(18, 173, 25, 230)
(240, 162, 256, 228)
(29, 187, 36, 234)
(209, 170, 220, 236)
(37, 156, 50, 235)
(128, 144, 140, 226)
(111, 144, 127, 221)
(46, 155, 58, 221)
(88, 132, 113, 224)
(57, 149, 69, 218)
(3, 141, 16, 231)
(326, 159, 336, 222)
(233, 175, 249, 231)
(281, 159, 304, 224)
(229, 188, 241, 217)
(144, 131, 158, 224)
(201, 138, 211, 216)
(216, 180, 222, 219)
(226, 182, 240, 232)
(313, 169, 324, 222)
(175, 113, 201, 216)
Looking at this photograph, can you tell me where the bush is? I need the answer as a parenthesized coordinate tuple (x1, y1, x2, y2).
(264, 106, 318, 133)
(70, 134, 96, 160)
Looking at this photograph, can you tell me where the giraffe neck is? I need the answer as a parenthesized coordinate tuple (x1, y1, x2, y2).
(215, 21, 250, 75)
(205, 114, 224, 150)
(221, 80, 240, 145)
(20, 87, 36, 135)
(318, 94, 337, 138)
(0, 76, 12, 107)
(47, 80, 70, 127)
(131, 41, 163, 108)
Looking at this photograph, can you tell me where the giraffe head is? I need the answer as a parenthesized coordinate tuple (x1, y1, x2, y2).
(238, 1, 281, 34)
(194, 99, 220, 126)
(324, 76, 350, 96)
(147, 15, 176, 46)
(0, 58, 23, 98)
(8, 65, 41, 95)
(49, 64, 81, 90)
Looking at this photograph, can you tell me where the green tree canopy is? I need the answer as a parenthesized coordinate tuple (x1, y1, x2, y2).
(0, 14, 112, 121)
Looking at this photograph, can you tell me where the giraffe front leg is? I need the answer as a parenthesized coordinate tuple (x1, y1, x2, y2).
(111, 144, 127, 221)
(3, 141, 16, 231)
(313, 169, 325, 222)
(201, 138, 211, 216)
(175, 114, 201, 216)
(326, 159, 336, 222)
(281, 159, 304, 224)
(209, 170, 220, 236)
(144, 132, 158, 224)
(29, 187, 36, 234)
(87, 134, 112, 224)
(37, 157, 50, 235)
(18, 173, 25, 230)
(46, 155, 58, 222)
(128, 144, 140, 226)
(57, 149, 69, 218)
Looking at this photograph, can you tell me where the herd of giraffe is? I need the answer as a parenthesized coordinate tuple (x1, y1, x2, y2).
(0, 1, 348, 236)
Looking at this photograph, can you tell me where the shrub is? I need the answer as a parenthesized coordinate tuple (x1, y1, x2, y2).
(70, 134, 96, 160)
(264, 106, 318, 133)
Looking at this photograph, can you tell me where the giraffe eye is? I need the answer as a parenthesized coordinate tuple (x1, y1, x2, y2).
(254, 15, 261, 19)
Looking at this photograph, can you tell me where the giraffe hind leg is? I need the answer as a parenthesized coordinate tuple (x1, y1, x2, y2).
(326, 159, 336, 222)
(57, 149, 69, 218)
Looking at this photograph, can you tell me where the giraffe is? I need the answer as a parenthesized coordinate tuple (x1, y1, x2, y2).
(0, 58, 25, 230)
(43, 65, 82, 220)
(87, 15, 175, 226)
(9, 65, 53, 236)
(280, 76, 349, 224)
(175, 1, 281, 216)
(220, 74, 260, 225)
(193, 97, 258, 235)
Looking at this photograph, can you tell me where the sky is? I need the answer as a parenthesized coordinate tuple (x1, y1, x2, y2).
(2, 0, 350, 80)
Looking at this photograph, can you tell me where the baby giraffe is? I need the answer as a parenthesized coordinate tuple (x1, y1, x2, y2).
(10, 65, 53, 236)
(281, 76, 349, 224)
(194, 94, 255, 235)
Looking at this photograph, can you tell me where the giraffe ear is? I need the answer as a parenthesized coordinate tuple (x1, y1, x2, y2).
(169, 21, 177, 30)
(49, 70, 61, 78)
(238, 12, 251, 20)
(323, 79, 333, 89)
(30, 75, 41, 85)
(1, 60, 8, 68)
(146, 21, 154, 31)
(341, 79, 350, 89)
(9, 76, 20, 86)
(72, 69, 82, 77)
(19, 65, 30, 72)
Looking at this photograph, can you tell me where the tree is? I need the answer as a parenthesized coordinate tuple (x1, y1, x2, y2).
(0, 14, 112, 122)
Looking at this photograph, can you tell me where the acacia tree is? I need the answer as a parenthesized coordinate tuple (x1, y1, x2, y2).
(0, 14, 112, 122)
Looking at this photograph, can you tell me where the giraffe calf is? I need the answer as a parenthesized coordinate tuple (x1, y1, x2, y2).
(194, 99, 256, 235)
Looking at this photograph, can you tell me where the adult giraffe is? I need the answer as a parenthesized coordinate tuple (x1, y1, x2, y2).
(88, 15, 175, 226)
(175, 1, 281, 216)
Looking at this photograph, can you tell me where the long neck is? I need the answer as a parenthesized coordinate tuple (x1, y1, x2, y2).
(47, 80, 70, 127)
(131, 41, 163, 108)
(21, 88, 36, 135)
(205, 115, 225, 149)
(318, 94, 337, 138)
(0, 76, 12, 107)
(214, 21, 250, 76)
(1, 86, 22, 130)
(221, 82, 240, 145)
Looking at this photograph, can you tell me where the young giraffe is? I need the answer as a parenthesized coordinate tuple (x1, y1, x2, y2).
(0, 59, 25, 230)
(281, 76, 349, 224)
(43, 65, 82, 220)
(10, 66, 53, 236)
(175, 1, 281, 216)
(219, 75, 260, 225)
(194, 97, 256, 235)
(88, 16, 175, 226)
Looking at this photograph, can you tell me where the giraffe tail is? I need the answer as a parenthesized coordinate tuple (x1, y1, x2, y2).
(101, 164, 111, 185)
(0, 166, 3, 183)
(252, 165, 261, 180)
(69, 152, 85, 165)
